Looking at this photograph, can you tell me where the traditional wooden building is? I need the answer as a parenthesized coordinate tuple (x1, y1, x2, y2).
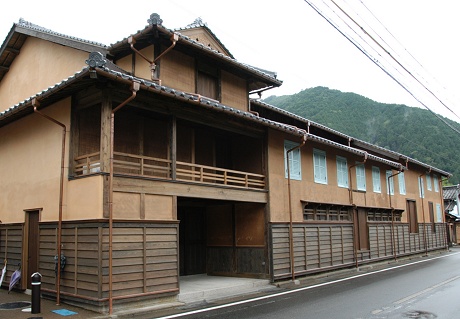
(443, 185, 460, 245)
(0, 14, 450, 313)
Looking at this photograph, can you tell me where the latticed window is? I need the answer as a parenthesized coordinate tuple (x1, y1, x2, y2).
(303, 203, 352, 221)
(367, 209, 402, 222)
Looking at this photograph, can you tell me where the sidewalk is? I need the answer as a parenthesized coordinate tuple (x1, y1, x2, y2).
(1, 247, 455, 319)
(0, 289, 103, 319)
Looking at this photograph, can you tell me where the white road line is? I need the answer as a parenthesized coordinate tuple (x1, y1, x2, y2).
(394, 275, 460, 305)
(155, 251, 460, 319)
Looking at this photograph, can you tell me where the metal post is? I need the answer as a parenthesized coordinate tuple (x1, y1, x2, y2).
(31, 272, 42, 314)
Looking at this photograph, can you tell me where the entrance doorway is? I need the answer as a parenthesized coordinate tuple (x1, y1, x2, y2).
(25, 210, 40, 289)
(178, 207, 207, 276)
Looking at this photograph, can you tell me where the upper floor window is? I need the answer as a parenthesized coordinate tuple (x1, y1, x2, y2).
(336, 156, 348, 188)
(436, 203, 442, 222)
(418, 176, 425, 198)
(197, 62, 219, 101)
(386, 170, 394, 195)
(313, 149, 327, 184)
(284, 140, 301, 180)
(356, 163, 366, 191)
(398, 172, 406, 195)
(372, 166, 381, 193)
(433, 175, 439, 192)
(426, 174, 432, 191)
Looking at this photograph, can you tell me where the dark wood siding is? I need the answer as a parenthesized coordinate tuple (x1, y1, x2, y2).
(271, 223, 354, 280)
(271, 222, 447, 281)
(0, 224, 24, 289)
(38, 221, 179, 302)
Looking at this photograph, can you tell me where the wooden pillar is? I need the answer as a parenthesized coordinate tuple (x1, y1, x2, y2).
(171, 116, 177, 180)
(100, 90, 112, 218)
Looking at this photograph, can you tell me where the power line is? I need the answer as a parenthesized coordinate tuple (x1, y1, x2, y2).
(303, 0, 460, 135)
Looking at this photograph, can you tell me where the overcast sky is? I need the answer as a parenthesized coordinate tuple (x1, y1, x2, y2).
(1, 0, 459, 121)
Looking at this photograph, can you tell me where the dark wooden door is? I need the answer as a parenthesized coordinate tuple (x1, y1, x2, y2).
(357, 208, 369, 250)
(26, 211, 39, 289)
(179, 208, 207, 276)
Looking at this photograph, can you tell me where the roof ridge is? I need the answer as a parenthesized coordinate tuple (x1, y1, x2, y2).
(16, 18, 107, 48)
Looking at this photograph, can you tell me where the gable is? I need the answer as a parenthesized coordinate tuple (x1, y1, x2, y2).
(179, 27, 232, 57)
(0, 36, 90, 112)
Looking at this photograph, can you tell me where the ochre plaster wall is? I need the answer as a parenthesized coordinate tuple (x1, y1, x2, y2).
(67, 176, 104, 220)
(0, 100, 70, 223)
(0, 37, 89, 111)
(221, 70, 248, 111)
(0, 98, 104, 223)
(113, 191, 173, 220)
(266, 129, 444, 223)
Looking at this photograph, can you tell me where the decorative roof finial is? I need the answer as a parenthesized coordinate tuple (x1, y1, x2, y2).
(186, 17, 207, 28)
(86, 52, 107, 68)
(148, 13, 163, 26)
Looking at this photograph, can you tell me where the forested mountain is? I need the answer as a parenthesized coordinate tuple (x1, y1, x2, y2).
(263, 86, 460, 184)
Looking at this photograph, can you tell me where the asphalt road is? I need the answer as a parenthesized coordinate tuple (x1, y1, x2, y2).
(152, 248, 460, 319)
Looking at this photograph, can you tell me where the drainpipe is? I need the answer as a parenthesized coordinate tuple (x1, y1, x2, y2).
(286, 130, 307, 282)
(347, 152, 367, 268)
(108, 81, 140, 315)
(388, 166, 403, 261)
(419, 169, 431, 257)
(32, 98, 66, 306)
(128, 33, 179, 83)
(439, 176, 451, 249)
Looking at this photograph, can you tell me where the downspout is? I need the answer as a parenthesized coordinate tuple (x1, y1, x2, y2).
(347, 152, 367, 268)
(32, 98, 66, 306)
(440, 176, 451, 249)
(108, 81, 140, 315)
(286, 130, 307, 282)
(128, 33, 179, 83)
(419, 169, 431, 257)
(388, 166, 403, 261)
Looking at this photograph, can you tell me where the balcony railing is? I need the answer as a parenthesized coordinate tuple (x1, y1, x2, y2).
(74, 152, 265, 190)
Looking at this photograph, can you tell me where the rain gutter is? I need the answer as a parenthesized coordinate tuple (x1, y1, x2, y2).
(32, 98, 66, 306)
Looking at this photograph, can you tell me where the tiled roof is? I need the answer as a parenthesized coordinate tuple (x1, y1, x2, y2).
(108, 17, 281, 88)
(443, 185, 459, 200)
(15, 18, 107, 48)
(251, 99, 451, 177)
(0, 59, 404, 171)
(174, 17, 234, 59)
(0, 18, 107, 83)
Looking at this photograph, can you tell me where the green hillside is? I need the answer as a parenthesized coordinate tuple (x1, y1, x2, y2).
(263, 86, 460, 184)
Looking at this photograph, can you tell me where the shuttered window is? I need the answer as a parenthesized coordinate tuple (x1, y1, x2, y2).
(426, 174, 432, 191)
(314, 149, 327, 184)
(433, 175, 439, 192)
(386, 170, 394, 195)
(372, 166, 381, 193)
(356, 163, 366, 191)
(398, 172, 406, 195)
(336, 156, 348, 188)
(284, 140, 301, 180)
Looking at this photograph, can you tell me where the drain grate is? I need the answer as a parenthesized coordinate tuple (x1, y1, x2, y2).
(0, 301, 31, 310)
(403, 310, 437, 319)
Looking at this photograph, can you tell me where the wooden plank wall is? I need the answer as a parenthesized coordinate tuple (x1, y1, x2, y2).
(0, 224, 24, 289)
(368, 223, 447, 259)
(39, 221, 179, 302)
(272, 222, 447, 281)
(271, 223, 354, 280)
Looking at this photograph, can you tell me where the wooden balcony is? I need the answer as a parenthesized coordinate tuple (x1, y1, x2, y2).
(74, 152, 266, 190)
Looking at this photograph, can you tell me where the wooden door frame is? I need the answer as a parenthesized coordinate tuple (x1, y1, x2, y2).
(23, 209, 41, 290)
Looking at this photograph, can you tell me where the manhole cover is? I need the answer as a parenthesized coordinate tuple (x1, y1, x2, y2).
(0, 301, 31, 310)
(403, 310, 437, 319)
